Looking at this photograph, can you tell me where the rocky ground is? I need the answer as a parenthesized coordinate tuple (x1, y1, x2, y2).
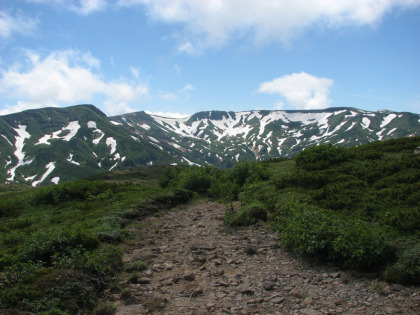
(108, 201, 420, 314)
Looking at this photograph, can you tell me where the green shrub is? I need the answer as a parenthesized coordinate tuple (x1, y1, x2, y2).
(384, 243, 420, 284)
(30, 180, 116, 205)
(177, 166, 212, 193)
(94, 302, 117, 315)
(0, 197, 25, 218)
(225, 202, 267, 226)
(276, 203, 391, 269)
(126, 260, 147, 272)
(295, 144, 353, 171)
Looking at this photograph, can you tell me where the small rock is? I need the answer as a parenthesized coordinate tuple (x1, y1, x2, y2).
(392, 284, 405, 291)
(137, 277, 151, 284)
(244, 245, 258, 255)
(300, 308, 321, 315)
(263, 281, 276, 291)
(191, 244, 216, 251)
(271, 296, 285, 304)
(172, 273, 183, 283)
(290, 289, 303, 298)
(264, 274, 277, 282)
(303, 297, 313, 305)
(330, 272, 341, 278)
(237, 284, 254, 295)
(184, 272, 195, 281)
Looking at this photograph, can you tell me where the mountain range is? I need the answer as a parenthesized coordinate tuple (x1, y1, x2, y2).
(0, 104, 419, 186)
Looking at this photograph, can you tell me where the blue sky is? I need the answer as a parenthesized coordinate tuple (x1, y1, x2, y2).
(0, 0, 419, 117)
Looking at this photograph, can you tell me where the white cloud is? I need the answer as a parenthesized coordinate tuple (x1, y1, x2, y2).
(159, 83, 195, 101)
(145, 110, 190, 119)
(119, 0, 420, 49)
(26, 0, 106, 15)
(160, 92, 178, 101)
(130, 66, 140, 79)
(274, 101, 284, 110)
(180, 83, 194, 93)
(177, 41, 196, 55)
(258, 72, 334, 110)
(0, 101, 58, 116)
(0, 50, 148, 115)
(0, 10, 38, 38)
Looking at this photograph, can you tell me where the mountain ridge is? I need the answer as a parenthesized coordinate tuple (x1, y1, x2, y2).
(1, 104, 419, 186)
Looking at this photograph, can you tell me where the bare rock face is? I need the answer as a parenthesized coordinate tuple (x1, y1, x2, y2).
(113, 201, 420, 314)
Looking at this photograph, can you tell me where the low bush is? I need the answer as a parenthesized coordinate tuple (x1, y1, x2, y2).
(275, 203, 392, 270)
(224, 202, 267, 226)
(384, 242, 420, 284)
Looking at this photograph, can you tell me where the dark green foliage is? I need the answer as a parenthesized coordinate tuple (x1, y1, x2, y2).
(0, 174, 181, 313)
(384, 243, 420, 284)
(275, 202, 392, 269)
(295, 144, 353, 170)
(224, 202, 267, 226)
(30, 180, 117, 205)
(272, 137, 420, 281)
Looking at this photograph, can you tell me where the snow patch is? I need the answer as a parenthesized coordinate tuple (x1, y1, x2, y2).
(92, 128, 105, 145)
(51, 177, 60, 184)
(1, 134, 13, 146)
(139, 123, 151, 130)
(109, 161, 118, 171)
(66, 153, 80, 166)
(110, 120, 122, 125)
(62, 121, 80, 141)
(380, 114, 397, 128)
(87, 121, 97, 128)
(35, 121, 80, 145)
(7, 125, 31, 181)
(387, 127, 397, 135)
(32, 162, 56, 187)
(361, 117, 372, 130)
(106, 137, 117, 155)
(345, 122, 357, 132)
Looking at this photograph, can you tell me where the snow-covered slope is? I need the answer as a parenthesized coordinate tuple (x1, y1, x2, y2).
(0, 105, 419, 186)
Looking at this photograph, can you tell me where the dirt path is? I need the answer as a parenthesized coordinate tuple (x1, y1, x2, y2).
(109, 201, 419, 314)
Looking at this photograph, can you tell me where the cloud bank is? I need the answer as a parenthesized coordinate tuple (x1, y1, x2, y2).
(26, 0, 106, 15)
(0, 10, 38, 38)
(119, 0, 420, 52)
(0, 50, 148, 115)
(258, 72, 334, 110)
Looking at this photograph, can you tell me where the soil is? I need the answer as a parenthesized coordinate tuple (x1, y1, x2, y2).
(107, 201, 420, 314)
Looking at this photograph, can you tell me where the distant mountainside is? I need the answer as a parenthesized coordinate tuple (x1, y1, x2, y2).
(0, 104, 419, 186)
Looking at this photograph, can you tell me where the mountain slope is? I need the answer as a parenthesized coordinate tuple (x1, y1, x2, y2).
(1, 104, 419, 186)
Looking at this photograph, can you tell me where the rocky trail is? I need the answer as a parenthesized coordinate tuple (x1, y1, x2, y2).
(108, 201, 420, 314)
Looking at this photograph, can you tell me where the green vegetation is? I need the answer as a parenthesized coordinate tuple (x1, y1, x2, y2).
(159, 136, 420, 285)
(0, 179, 192, 313)
(1, 136, 419, 313)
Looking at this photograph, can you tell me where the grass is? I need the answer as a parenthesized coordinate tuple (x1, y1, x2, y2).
(0, 171, 193, 314)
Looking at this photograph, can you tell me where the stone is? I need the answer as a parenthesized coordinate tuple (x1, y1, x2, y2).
(191, 244, 216, 251)
(244, 245, 258, 255)
(290, 289, 303, 298)
(137, 277, 151, 284)
(237, 284, 254, 295)
(184, 272, 195, 281)
(271, 296, 285, 304)
(300, 308, 321, 315)
(263, 274, 277, 282)
(263, 281, 276, 291)
(303, 297, 313, 305)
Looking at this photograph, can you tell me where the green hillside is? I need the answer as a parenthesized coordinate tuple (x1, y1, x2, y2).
(0, 137, 419, 313)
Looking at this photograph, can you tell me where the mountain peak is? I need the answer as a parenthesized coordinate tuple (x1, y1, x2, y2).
(0, 105, 419, 186)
